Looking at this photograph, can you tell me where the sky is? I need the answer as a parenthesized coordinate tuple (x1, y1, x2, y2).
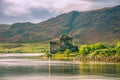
(0, 0, 120, 24)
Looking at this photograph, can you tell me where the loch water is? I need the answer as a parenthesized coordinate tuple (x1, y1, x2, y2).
(0, 54, 120, 80)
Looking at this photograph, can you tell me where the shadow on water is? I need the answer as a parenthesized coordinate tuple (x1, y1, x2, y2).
(0, 54, 120, 80)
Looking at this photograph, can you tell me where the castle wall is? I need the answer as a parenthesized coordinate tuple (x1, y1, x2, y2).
(50, 35, 78, 54)
(50, 41, 60, 54)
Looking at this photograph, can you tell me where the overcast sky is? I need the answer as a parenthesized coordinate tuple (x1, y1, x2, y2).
(0, 0, 120, 24)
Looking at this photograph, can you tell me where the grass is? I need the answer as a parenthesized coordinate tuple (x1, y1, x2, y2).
(52, 52, 77, 60)
(0, 43, 49, 53)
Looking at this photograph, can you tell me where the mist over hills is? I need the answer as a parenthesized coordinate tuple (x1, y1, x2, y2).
(0, 5, 120, 44)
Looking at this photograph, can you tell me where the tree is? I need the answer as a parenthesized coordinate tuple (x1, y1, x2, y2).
(64, 48, 71, 60)
(79, 45, 91, 56)
(115, 42, 120, 53)
(89, 42, 107, 51)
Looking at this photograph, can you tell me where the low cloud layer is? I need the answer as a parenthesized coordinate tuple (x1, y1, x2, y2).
(0, 0, 120, 24)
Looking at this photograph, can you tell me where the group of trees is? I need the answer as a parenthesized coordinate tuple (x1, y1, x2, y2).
(78, 42, 120, 57)
(79, 42, 107, 56)
(77, 42, 120, 62)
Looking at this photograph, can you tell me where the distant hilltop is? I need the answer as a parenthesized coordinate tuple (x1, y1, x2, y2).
(0, 5, 120, 44)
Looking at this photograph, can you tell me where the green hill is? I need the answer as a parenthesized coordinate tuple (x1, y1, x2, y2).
(0, 5, 120, 44)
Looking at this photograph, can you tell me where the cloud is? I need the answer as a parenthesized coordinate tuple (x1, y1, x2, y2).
(0, 0, 104, 16)
(0, 0, 120, 24)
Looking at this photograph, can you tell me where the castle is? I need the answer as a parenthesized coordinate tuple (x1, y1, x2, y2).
(50, 35, 78, 54)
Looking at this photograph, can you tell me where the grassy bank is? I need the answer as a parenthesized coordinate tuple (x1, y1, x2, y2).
(52, 52, 77, 60)
(0, 43, 49, 53)
(52, 53, 120, 62)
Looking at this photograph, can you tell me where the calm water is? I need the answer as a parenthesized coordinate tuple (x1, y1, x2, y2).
(0, 54, 120, 80)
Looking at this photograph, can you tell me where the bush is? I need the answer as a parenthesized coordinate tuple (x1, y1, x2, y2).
(89, 42, 107, 51)
(79, 45, 91, 56)
(115, 42, 120, 53)
(79, 42, 107, 57)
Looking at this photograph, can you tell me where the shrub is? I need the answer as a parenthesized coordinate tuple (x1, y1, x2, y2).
(79, 45, 91, 56)
(115, 42, 120, 53)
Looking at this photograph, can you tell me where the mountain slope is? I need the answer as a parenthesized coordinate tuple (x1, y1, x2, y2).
(0, 5, 120, 44)
(0, 24, 10, 32)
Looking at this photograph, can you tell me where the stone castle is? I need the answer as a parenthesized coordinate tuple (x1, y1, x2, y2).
(50, 35, 78, 54)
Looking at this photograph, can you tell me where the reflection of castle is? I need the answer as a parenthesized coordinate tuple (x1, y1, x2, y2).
(50, 35, 78, 54)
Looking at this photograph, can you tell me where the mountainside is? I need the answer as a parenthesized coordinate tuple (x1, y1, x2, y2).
(0, 24, 10, 32)
(0, 5, 120, 44)
(0, 24, 10, 40)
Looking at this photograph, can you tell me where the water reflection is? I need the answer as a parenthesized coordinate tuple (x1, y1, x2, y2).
(0, 54, 120, 80)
